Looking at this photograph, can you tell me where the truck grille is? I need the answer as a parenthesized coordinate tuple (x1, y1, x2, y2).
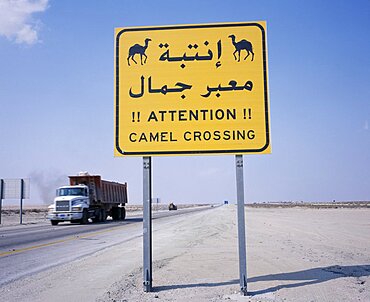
(56, 200, 70, 212)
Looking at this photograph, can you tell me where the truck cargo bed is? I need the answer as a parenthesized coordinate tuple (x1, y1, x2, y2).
(69, 175, 128, 205)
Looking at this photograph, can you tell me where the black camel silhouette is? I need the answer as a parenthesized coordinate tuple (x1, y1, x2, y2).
(228, 34, 254, 62)
(127, 38, 151, 66)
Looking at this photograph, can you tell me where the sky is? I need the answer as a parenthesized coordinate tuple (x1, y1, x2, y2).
(0, 0, 369, 205)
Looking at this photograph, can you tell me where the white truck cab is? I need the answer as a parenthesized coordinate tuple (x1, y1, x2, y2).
(48, 185, 90, 225)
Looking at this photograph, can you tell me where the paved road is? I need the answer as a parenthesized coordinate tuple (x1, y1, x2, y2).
(0, 206, 215, 286)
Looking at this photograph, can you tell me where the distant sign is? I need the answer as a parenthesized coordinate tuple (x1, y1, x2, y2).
(114, 21, 270, 156)
(0, 179, 30, 199)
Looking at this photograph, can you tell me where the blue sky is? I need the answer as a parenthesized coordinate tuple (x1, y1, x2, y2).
(0, 0, 369, 205)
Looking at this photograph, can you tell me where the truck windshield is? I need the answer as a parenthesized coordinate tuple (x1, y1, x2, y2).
(58, 188, 86, 197)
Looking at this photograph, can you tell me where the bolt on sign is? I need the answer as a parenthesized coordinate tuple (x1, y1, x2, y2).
(114, 21, 271, 156)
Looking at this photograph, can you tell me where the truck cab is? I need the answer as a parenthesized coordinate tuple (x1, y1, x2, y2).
(48, 185, 90, 225)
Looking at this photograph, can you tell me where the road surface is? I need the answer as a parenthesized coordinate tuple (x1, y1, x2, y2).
(0, 206, 214, 287)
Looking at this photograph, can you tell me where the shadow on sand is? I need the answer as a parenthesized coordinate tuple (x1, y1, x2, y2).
(248, 264, 370, 295)
(154, 265, 370, 295)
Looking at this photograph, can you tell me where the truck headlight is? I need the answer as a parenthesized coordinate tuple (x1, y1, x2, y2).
(72, 206, 82, 212)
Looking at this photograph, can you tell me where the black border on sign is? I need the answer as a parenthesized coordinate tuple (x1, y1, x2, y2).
(115, 22, 270, 156)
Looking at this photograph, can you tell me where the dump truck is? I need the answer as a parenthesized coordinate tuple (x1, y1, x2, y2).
(47, 172, 128, 225)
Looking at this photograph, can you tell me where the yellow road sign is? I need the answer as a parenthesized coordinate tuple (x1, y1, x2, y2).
(114, 21, 270, 156)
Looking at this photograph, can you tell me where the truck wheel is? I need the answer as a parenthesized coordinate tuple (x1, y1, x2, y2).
(101, 209, 107, 222)
(80, 209, 88, 224)
(112, 207, 120, 221)
(97, 209, 104, 222)
(51, 220, 59, 226)
(120, 207, 126, 220)
(92, 209, 102, 223)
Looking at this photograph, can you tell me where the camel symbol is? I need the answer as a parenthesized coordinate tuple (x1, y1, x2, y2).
(127, 38, 151, 66)
(228, 34, 254, 62)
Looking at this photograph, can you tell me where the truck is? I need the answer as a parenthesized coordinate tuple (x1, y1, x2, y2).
(47, 172, 128, 225)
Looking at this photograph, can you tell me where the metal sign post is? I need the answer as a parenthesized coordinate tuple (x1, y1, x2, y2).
(143, 157, 153, 292)
(235, 155, 248, 295)
(0, 179, 3, 224)
(20, 179, 24, 224)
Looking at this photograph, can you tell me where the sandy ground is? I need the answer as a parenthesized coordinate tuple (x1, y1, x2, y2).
(0, 205, 49, 226)
(1, 205, 369, 302)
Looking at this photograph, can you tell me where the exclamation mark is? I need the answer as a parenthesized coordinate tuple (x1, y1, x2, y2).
(243, 108, 252, 119)
(132, 112, 141, 122)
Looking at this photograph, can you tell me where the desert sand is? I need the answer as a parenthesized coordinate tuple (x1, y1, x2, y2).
(0, 205, 369, 302)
